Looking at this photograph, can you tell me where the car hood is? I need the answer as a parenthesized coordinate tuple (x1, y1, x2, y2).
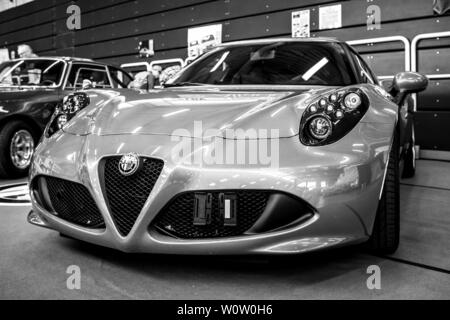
(65, 86, 335, 138)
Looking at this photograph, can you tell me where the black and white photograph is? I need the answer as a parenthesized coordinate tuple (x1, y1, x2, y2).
(0, 0, 449, 310)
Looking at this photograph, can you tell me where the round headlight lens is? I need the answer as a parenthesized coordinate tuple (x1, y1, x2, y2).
(308, 116, 332, 140)
(319, 99, 327, 107)
(344, 93, 361, 110)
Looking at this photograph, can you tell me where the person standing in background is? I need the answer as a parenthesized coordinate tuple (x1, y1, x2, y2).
(17, 44, 38, 58)
(17, 44, 39, 84)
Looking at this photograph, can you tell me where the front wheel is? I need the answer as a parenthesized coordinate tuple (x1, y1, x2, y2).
(368, 131, 400, 254)
(0, 121, 37, 178)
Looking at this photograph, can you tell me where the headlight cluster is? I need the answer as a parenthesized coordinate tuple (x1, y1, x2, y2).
(45, 92, 90, 138)
(300, 88, 369, 146)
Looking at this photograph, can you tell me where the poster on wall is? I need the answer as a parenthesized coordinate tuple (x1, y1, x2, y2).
(319, 4, 342, 29)
(291, 10, 310, 38)
(0, 48, 9, 63)
(187, 24, 222, 59)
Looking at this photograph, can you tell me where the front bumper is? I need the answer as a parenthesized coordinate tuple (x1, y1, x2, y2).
(28, 122, 393, 254)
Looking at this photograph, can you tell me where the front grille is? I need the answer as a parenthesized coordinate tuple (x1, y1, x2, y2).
(152, 191, 270, 239)
(38, 176, 105, 228)
(101, 156, 164, 236)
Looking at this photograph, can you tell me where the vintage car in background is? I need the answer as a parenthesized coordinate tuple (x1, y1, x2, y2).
(29, 38, 427, 255)
(0, 57, 133, 178)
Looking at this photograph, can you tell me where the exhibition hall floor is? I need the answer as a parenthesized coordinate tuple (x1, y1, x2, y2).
(0, 160, 448, 299)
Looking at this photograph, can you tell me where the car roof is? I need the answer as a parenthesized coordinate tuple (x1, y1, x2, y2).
(7, 56, 97, 63)
(220, 37, 342, 47)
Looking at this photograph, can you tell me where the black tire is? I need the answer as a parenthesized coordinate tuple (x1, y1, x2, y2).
(0, 120, 37, 179)
(402, 138, 416, 179)
(368, 130, 400, 254)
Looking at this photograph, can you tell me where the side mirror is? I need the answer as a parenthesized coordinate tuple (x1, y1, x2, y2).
(393, 71, 428, 94)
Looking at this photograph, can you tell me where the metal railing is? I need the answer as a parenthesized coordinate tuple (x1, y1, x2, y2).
(347, 34, 411, 99)
(347, 35, 411, 80)
(149, 58, 185, 69)
(411, 31, 450, 112)
(120, 61, 151, 72)
(121, 58, 185, 74)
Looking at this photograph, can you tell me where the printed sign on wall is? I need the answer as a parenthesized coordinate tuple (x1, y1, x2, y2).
(292, 10, 310, 38)
(0, 48, 9, 64)
(187, 24, 222, 59)
(319, 4, 342, 30)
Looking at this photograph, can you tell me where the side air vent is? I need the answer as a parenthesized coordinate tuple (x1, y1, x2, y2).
(32, 176, 105, 229)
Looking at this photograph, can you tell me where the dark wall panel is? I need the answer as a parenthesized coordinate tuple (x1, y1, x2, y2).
(418, 48, 450, 74)
(415, 112, 450, 151)
(0, 0, 57, 24)
(1, 0, 446, 59)
(96, 47, 187, 66)
(418, 80, 450, 112)
(360, 52, 405, 77)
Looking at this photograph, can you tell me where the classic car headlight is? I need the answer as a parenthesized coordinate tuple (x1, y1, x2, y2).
(45, 92, 90, 138)
(300, 88, 369, 146)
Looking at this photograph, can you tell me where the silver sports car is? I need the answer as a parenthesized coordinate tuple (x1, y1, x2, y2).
(28, 38, 427, 255)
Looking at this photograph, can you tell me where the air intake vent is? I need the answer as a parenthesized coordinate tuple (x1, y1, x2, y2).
(152, 191, 270, 239)
(101, 156, 164, 236)
(33, 176, 105, 228)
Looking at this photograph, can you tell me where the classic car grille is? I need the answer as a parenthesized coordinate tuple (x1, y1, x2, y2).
(39, 176, 105, 228)
(102, 156, 164, 236)
(152, 191, 270, 239)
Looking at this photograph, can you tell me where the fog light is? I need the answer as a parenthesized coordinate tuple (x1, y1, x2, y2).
(308, 116, 332, 140)
(344, 93, 361, 110)
(319, 99, 327, 107)
(329, 94, 337, 102)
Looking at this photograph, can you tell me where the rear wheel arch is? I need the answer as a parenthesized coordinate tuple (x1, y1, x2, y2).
(0, 114, 43, 138)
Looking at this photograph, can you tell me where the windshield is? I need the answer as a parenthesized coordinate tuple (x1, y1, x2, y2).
(0, 59, 65, 87)
(169, 42, 356, 86)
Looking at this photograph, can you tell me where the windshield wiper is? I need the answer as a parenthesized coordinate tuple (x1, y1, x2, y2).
(163, 82, 207, 88)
